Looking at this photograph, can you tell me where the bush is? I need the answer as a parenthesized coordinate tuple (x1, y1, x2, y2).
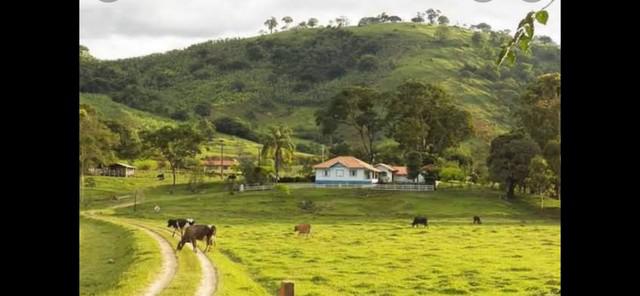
(135, 159, 157, 171)
(273, 184, 291, 197)
(358, 54, 378, 71)
(440, 165, 466, 182)
(213, 117, 259, 142)
(298, 200, 316, 212)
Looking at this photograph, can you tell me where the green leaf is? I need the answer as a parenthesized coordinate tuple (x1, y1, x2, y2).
(506, 50, 516, 65)
(519, 37, 530, 53)
(535, 10, 549, 25)
(524, 23, 534, 38)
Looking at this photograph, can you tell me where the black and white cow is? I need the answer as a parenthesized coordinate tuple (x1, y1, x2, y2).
(167, 218, 195, 238)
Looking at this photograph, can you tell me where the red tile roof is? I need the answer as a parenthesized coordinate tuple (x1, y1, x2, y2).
(392, 166, 408, 176)
(313, 156, 381, 172)
(202, 158, 237, 167)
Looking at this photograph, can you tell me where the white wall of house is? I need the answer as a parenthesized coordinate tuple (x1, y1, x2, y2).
(394, 174, 424, 183)
(375, 165, 394, 183)
(315, 164, 378, 183)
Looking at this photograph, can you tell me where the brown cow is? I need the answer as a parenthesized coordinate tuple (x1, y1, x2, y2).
(177, 224, 217, 253)
(294, 224, 311, 236)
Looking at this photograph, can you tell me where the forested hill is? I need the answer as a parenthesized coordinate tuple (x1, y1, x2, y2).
(80, 22, 560, 153)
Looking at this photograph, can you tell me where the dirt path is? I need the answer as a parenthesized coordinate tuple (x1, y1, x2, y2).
(194, 247, 218, 296)
(83, 201, 219, 296)
(134, 225, 178, 296)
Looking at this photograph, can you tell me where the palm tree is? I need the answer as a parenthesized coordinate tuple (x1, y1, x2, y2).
(260, 126, 295, 183)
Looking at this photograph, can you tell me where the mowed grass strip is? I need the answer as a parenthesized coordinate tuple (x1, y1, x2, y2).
(80, 216, 163, 296)
(114, 188, 560, 295)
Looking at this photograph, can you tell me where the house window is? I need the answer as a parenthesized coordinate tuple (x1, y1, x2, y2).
(336, 169, 344, 177)
(366, 171, 371, 179)
(323, 170, 329, 177)
(350, 170, 357, 177)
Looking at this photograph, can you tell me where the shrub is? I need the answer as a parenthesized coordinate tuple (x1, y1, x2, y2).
(298, 200, 316, 212)
(135, 159, 156, 171)
(440, 165, 466, 182)
(358, 54, 378, 71)
(273, 184, 291, 197)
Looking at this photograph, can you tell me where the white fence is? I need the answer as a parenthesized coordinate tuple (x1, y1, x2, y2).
(241, 183, 434, 192)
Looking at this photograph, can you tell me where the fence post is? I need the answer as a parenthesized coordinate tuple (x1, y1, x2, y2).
(278, 281, 294, 296)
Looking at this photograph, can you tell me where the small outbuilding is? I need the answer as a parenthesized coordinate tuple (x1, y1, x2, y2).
(100, 163, 136, 177)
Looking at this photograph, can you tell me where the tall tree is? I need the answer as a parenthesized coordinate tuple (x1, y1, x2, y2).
(411, 12, 425, 23)
(307, 18, 319, 28)
(80, 104, 118, 204)
(527, 155, 554, 195)
(518, 73, 561, 149)
(264, 17, 278, 34)
(437, 15, 450, 25)
(487, 131, 540, 199)
(142, 124, 207, 188)
(261, 125, 296, 182)
(406, 151, 423, 183)
(335, 16, 350, 27)
(425, 9, 441, 24)
(281, 16, 293, 29)
(386, 81, 473, 155)
(472, 22, 492, 32)
(197, 118, 216, 142)
(543, 139, 561, 198)
(80, 104, 119, 173)
(104, 120, 143, 164)
(316, 86, 385, 163)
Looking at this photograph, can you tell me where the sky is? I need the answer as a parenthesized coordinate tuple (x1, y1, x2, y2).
(80, 0, 560, 60)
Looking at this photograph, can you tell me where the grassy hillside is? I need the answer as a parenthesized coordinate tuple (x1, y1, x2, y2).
(80, 22, 560, 165)
(80, 93, 313, 163)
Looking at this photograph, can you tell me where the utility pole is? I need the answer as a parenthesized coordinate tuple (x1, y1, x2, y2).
(220, 140, 224, 180)
(321, 145, 325, 161)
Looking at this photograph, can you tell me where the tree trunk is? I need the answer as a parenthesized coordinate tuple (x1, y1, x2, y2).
(506, 178, 515, 199)
(171, 163, 177, 193)
(275, 152, 280, 183)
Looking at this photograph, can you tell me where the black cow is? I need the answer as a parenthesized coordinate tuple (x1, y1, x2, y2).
(412, 216, 428, 228)
(157, 173, 165, 180)
(167, 218, 195, 238)
(177, 224, 217, 253)
(473, 216, 482, 224)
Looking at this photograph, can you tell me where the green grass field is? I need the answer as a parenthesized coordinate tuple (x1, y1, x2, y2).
(104, 187, 559, 295)
(80, 216, 163, 296)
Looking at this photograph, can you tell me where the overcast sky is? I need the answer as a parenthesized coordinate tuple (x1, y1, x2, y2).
(80, 0, 560, 60)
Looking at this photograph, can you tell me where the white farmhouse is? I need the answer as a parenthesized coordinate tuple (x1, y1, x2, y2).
(374, 163, 397, 183)
(313, 156, 381, 184)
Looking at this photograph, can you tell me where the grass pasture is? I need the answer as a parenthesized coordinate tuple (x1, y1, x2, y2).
(109, 188, 560, 295)
(80, 216, 163, 296)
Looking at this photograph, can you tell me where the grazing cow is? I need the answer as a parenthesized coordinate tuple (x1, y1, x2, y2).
(294, 224, 311, 236)
(177, 224, 217, 253)
(157, 173, 165, 180)
(473, 216, 482, 224)
(153, 205, 161, 213)
(167, 218, 195, 238)
(412, 216, 428, 228)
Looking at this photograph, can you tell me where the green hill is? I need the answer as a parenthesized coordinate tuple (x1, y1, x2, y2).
(80, 22, 560, 163)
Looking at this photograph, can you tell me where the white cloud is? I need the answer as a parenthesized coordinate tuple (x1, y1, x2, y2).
(80, 0, 560, 60)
